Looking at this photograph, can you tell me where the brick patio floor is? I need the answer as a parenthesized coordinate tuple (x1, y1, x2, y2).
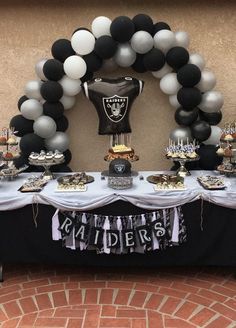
(0, 265, 235, 327)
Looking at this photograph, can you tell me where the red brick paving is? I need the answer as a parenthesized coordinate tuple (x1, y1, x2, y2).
(0, 265, 235, 327)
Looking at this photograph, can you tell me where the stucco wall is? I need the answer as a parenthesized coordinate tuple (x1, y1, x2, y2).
(0, 0, 235, 171)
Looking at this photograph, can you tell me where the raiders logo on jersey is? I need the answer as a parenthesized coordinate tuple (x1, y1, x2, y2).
(102, 95, 128, 123)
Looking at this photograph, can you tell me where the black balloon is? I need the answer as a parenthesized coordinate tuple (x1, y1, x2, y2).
(43, 101, 64, 119)
(110, 16, 135, 42)
(94, 36, 117, 59)
(175, 107, 199, 126)
(83, 52, 103, 72)
(199, 110, 222, 125)
(51, 39, 75, 63)
(191, 120, 211, 142)
(132, 14, 154, 34)
(198, 145, 223, 170)
(13, 155, 35, 172)
(10, 115, 34, 137)
(177, 64, 201, 87)
(43, 59, 64, 81)
(72, 27, 91, 35)
(55, 115, 69, 131)
(153, 21, 171, 35)
(63, 149, 72, 165)
(40, 81, 63, 102)
(143, 48, 165, 71)
(166, 47, 189, 70)
(132, 54, 147, 73)
(20, 133, 45, 156)
(82, 77, 144, 135)
(18, 95, 28, 111)
(81, 71, 94, 83)
(177, 87, 202, 111)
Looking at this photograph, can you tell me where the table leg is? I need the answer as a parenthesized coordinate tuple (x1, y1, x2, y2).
(0, 262, 3, 282)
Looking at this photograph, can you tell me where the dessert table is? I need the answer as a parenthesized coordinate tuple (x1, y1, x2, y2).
(0, 171, 235, 281)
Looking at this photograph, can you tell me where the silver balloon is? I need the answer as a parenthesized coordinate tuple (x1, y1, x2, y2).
(33, 115, 57, 138)
(35, 59, 47, 81)
(154, 30, 176, 53)
(188, 53, 205, 70)
(131, 31, 153, 54)
(203, 126, 222, 145)
(169, 127, 192, 143)
(169, 94, 180, 109)
(101, 58, 118, 72)
(25, 80, 42, 100)
(196, 69, 216, 92)
(114, 43, 136, 67)
(152, 63, 172, 79)
(45, 132, 70, 152)
(20, 99, 43, 120)
(175, 31, 190, 48)
(199, 91, 224, 113)
(60, 95, 76, 110)
(59, 76, 82, 96)
(160, 73, 181, 95)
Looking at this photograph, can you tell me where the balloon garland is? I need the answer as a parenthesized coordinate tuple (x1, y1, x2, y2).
(10, 14, 224, 170)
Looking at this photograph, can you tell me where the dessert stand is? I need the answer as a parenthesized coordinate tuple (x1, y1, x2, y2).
(217, 139, 236, 176)
(169, 156, 200, 177)
(29, 160, 64, 180)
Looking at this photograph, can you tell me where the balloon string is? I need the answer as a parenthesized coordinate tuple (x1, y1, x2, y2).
(32, 196, 39, 228)
(200, 197, 204, 231)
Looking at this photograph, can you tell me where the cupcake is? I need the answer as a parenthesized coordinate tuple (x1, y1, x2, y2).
(45, 152, 54, 163)
(29, 152, 39, 161)
(224, 134, 234, 141)
(216, 147, 224, 156)
(54, 151, 64, 163)
(3, 151, 13, 160)
(0, 136, 7, 145)
(7, 136, 17, 145)
(38, 151, 46, 162)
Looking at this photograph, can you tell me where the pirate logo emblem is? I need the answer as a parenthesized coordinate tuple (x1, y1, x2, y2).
(102, 95, 128, 123)
(114, 164, 125, 174)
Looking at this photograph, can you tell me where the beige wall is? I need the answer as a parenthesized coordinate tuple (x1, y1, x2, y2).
(0, 0, 235, 171)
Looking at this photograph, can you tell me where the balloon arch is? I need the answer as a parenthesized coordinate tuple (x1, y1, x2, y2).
(10, 14, 224, 171)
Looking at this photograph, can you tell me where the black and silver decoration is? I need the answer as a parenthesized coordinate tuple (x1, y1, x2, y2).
(10, 14, 223, 171)
(52, 207, 186, 254)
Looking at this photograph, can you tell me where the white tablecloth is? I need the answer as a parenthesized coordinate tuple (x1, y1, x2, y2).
(0, 171, 235, 211)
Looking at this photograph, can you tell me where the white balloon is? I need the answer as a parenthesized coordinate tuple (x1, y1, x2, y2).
(33, 115, 57, 138)
(35, 58, 47, 81)
(64, 55, 87, 80)
(25, 80, 42, 100)
(160, 73, 181, 95)
(204, 126, 222, 145)
(199, 91, 224, 113)
(152, 63, 172, 79)
(154, 30, 175, 54)
(20, 99, 43, 120)
(175, 31, 190, 48)
(189, 53, 205, 70)
(131, 31, 154, 54)
(71, 30, 95, 55)
(91, 16, 112, 38)
(60, 95, 76, 110)
(196, 69, 216, 92)
(59, 76, 82, 96)
(114, 43, 136, 67)
(45, 132, 70, 152)
(169, 94, 180, 109)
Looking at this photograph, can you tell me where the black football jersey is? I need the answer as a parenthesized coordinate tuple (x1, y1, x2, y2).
(82, 77, 144, 135)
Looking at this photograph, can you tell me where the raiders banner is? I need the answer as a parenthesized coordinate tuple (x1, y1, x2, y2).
(52, 207, 187, 254)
